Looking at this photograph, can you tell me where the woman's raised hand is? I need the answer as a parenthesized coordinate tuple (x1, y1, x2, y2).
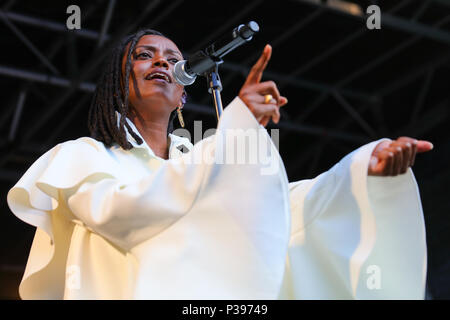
(239, 44, 288, 127)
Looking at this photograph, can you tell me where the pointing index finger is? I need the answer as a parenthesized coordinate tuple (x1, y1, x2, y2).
(244, 44, 272, 85)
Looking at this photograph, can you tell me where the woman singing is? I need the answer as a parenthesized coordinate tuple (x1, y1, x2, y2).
(7, 29, 432, 299)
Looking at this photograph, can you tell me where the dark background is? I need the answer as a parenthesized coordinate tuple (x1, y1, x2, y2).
(0, 0, 449, 299)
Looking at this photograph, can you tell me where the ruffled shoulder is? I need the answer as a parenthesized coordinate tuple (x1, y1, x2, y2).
(7, 137, 120, 237)
(7, 137, 122, 299)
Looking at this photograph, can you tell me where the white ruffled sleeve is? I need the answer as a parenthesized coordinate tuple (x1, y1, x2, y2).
(7, 96, 292, 299)
(7, 137, 120, 299)
(65, 140, 209, 251)
(284, 140, 427, 299)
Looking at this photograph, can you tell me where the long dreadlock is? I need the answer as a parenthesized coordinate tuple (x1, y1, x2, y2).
(88, 29, 181, 150)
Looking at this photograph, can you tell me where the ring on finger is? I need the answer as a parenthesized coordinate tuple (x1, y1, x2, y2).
(264, 94, 273, 104)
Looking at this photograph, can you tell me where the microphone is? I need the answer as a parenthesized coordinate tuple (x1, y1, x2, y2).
(173, 21, 259, 86)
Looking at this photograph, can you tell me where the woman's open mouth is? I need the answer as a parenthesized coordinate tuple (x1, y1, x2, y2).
(145, 71, 171, 84)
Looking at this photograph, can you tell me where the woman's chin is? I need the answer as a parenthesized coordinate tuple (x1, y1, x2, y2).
(135, 95, 176, 111)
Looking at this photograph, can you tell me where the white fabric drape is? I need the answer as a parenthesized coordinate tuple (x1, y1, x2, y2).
(7, 97, 427, 299)
(280, 142, 427, 299)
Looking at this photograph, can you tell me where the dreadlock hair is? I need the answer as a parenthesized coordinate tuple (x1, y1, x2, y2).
(88, 29, 184, 150)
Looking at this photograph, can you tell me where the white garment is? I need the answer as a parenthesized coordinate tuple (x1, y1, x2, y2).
(7, 97, 427, 299)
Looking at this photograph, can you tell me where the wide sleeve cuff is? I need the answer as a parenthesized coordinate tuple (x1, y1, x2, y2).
(286, 139, 427, 299)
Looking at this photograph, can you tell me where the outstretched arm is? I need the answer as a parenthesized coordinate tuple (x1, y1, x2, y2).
(285, 138, 429, 299)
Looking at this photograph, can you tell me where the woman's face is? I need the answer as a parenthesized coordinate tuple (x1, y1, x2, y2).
(121, 34, 184, 116)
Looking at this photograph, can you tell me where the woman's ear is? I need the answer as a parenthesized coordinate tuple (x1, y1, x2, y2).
(180, 90, 187, 108)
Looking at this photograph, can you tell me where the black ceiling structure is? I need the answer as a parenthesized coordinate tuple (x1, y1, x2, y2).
(0, 0, 449, 299)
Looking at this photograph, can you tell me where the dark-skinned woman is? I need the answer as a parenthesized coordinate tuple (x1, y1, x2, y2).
(7, 29, 432, 299)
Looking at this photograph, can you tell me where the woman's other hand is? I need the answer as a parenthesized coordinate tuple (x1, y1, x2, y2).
(368, 137, 433, 176)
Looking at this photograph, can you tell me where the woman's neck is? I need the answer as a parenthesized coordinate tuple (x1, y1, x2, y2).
(129, 112, 170, 160)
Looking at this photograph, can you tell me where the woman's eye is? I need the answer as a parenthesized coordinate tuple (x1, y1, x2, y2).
(169, 58, 179, 64)
(137, 52, 151, 59)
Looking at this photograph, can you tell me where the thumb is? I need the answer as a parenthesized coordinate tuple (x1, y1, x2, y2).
(417, 140, 434, 153)
(278, 96, 288, 107)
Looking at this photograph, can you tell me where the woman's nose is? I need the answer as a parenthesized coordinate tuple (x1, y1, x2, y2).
(153, 56, 169, 69)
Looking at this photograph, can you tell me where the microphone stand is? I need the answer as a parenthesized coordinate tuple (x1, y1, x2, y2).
(205, 63, 224, 121)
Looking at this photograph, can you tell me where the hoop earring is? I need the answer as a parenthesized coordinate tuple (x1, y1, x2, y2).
(177, 105, 185, 128)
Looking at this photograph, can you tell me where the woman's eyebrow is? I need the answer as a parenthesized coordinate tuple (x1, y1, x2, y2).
(135, 45, 182, 57)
